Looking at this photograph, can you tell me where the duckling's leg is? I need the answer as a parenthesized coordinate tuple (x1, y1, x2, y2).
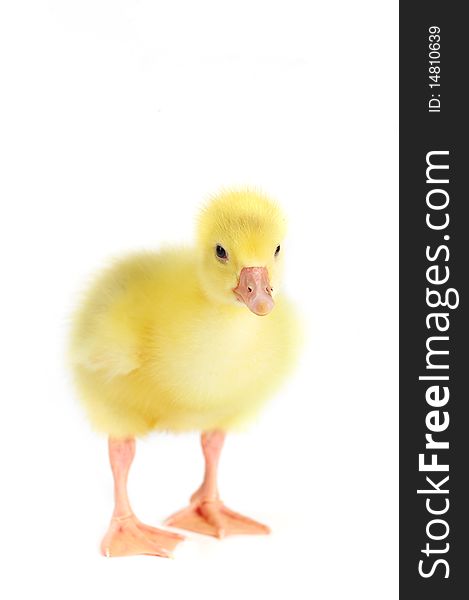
(165, 431, 270, 538)
(100, 437, 184, 557)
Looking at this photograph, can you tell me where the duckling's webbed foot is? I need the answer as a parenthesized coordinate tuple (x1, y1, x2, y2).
(165, 499, 270, 538)
(101, 437, 184, 558)
(101, 513, 182, 558)
(164, 431, 270, 538)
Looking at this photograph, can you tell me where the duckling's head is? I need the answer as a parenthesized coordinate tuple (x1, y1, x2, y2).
(196, 189, 287, 316)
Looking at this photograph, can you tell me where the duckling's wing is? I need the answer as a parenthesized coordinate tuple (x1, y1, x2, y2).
(70, 252, 171, 380)
(70, 265, 149, 379)
(70, 309, 143, 379)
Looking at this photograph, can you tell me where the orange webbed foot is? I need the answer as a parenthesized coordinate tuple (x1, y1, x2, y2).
(165, 499, 270, 539)
(100, 513, 184, 558)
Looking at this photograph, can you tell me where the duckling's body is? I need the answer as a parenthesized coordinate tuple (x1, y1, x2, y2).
(71, 250, 297, 437)
(69, 189, 300, 557)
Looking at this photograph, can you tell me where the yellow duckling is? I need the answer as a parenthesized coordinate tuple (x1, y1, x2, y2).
(69, 188, 300, 557)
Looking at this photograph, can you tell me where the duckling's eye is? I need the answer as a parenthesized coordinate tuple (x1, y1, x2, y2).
(215, 245, 228, 261)
(275, 245, 281, 256)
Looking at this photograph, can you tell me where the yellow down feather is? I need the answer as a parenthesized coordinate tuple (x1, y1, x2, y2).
(68, 189, 301, 437)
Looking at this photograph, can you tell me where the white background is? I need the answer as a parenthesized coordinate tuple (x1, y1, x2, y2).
(0, 1, 397, 598)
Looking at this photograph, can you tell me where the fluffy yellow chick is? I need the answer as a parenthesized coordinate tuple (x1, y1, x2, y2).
(69, 189, 300, 557)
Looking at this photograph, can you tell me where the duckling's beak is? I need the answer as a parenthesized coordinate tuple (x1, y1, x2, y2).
(233, 267, 274, 316)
